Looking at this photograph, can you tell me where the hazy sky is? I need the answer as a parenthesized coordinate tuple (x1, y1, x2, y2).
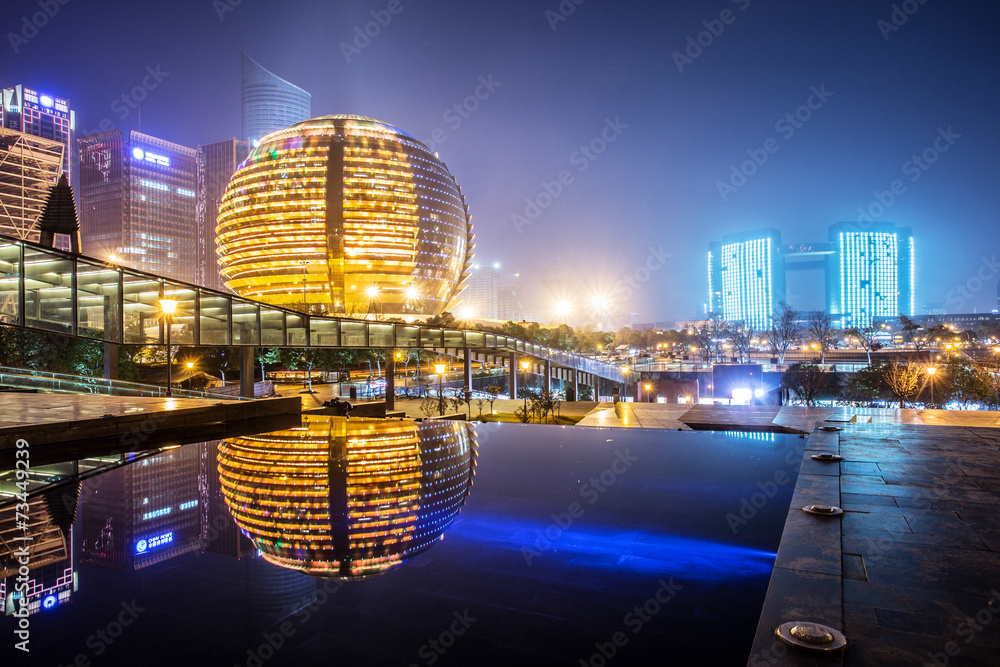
(3, 0, 998, 323)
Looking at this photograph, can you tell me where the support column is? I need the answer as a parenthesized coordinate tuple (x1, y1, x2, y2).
(103, 341, 119, 380)
(463, 350, 471, 394)
(544, 359, 552, 394)
(240, 346, 255, 399)
(385, 348, 395, 411)
(509, 352, 517, 399)
(573, 369, 579, 402)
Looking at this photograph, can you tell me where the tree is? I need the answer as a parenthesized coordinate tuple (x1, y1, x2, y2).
(781, 363, 828, 406)
(693, 314, 729, 362)
(485, 384, 501, 413)
(846, 324, 880, 364)
(971, 351, 1000, 409)
(579, 384, 594, 401)
(766, 301, 800, 365)
(729, 320, 755, 364)
(841, 361, 892, 407)
(808, 312, 837, 363)
(420, 395, 439, 418)
(936, 361, 991, 410)
(882, 361, 922, 408)
(475, 397, 488, 419)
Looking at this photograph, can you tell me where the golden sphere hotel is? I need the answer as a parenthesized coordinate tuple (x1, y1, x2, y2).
(216, 115, 475, 317)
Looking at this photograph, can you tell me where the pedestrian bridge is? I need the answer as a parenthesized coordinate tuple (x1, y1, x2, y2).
(0, 233, 625, 389)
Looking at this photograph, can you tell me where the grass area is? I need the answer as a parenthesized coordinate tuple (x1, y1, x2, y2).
(476, 413, 583, 425)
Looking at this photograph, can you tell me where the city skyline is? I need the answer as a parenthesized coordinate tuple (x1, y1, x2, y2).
(1, 0, 998, 322)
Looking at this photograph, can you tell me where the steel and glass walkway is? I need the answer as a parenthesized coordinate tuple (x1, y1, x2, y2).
(0, 234, 624, 383)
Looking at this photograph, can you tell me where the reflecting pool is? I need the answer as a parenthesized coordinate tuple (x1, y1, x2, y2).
(1, 420, 802, 666)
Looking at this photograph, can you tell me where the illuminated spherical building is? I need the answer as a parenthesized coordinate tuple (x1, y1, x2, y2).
(216, 115, 476, 316)
(216, 416, 476, 579)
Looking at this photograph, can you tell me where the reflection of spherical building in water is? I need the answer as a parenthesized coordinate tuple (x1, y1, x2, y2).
(216, 115, 476, 317)
(217, 417, 476, 579)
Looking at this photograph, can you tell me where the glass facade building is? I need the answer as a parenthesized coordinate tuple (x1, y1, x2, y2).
(0, 127, 64, 242)
(217, 416, 475, 579)
(708, 228, 784, 330)
(78, 130, 198, 284)
(217, 115, 476, 317)
(241, 53, 311, 146)
(1, 84, 74, 180)
(464, 265, 500, 319)
(827, 221, 914, 328)
(196, 139, 251, 291)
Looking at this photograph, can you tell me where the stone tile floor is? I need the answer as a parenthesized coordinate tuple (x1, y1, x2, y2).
(750, 419, 1000, 666)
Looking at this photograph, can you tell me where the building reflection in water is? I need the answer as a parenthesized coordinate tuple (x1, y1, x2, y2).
(217, 417, 477, 579)
(0, 482, 80, 616)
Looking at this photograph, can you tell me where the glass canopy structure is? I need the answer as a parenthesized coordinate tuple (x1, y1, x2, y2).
(0, 233, 624, 383)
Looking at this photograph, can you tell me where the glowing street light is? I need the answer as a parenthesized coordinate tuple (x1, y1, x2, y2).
(644, 382, 652, 403)
(159, 299, 179, 397)
(927, 366, 937, 407)
(520, 360, 531, 413)
(434, 362, 448, 416)
(108, 252, 120, 265)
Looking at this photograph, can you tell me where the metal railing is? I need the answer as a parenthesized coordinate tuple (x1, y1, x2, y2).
(0, 366, 252, 400)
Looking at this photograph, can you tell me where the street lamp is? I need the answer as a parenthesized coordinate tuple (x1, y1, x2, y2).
(927, 366, 936, 408)
(159, 299, 179, 397)
(644, 382, 652, 403)
(520, 360, 531, 412)
(434, 362, 447, 416)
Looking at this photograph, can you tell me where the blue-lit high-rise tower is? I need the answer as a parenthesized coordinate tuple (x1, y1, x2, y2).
(241, 53, 311, 145)
(827, 221, 914, 328)
(708, 228, 785, 330)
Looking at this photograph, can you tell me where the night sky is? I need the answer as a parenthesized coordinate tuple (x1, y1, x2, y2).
(2, 0, 998, 324)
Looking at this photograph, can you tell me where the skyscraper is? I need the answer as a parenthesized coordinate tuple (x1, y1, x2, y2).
(463, 264, 500, 319)
(77, 130, 198, 283)
(196, 138, 250, 290)
(241, 53, 311, 145)
(827, 221, 913, 328)
(708, 228, 784, 330)
(1, 85, 74, 180)
(0, 127, 64, 242)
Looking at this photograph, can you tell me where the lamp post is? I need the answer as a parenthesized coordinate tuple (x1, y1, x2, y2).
(621, 365, 629, 401)
(434, 362, 447, 416)
(927, 366, 936, 408)
(159, 299, 178, 397)
(644, 382, 652, 403)
(520, 360, 531, 411)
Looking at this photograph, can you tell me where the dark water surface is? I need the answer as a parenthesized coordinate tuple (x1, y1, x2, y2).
(2, 420, 802, 666)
